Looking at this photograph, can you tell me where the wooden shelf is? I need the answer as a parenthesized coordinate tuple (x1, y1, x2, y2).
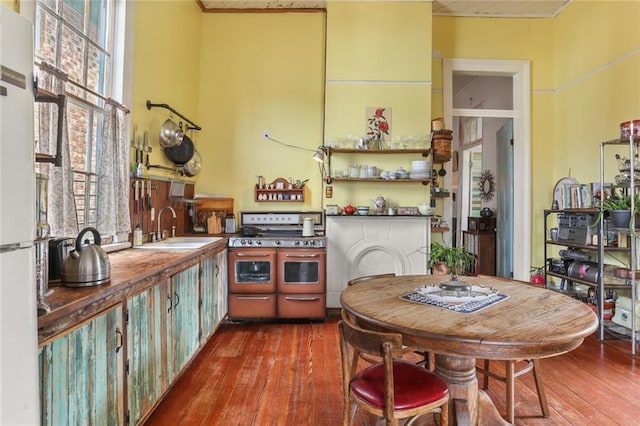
(327, 147, 429, 155)
(545, 271, 630, 289)
(432, 191, 450, 198)
(255, 177, 304, 202)
(35, 153, 56, 164)
(431, 227, 450, 233)
(325, 177, 430, 185)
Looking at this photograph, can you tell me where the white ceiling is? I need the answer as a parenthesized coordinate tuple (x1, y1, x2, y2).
(198, 0, 571, 18)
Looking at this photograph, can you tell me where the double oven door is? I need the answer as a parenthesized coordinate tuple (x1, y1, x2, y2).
(228, 246, 326, 319)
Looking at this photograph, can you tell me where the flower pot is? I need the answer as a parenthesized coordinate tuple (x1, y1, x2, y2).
(608, 209, 631, 229)
(432, 262, 449, 275)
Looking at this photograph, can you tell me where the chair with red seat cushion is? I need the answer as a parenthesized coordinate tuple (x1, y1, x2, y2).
(338, 313, 449, 426)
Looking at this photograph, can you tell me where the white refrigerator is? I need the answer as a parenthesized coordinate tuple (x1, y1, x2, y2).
(0, 5, 41, 425)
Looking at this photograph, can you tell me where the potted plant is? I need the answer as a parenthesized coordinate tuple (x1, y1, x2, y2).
(427, 241, 475, 280)
(600, 193, 640, 229)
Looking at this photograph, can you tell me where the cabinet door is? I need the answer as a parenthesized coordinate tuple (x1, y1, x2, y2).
(39, 304, 124, 426)
(126, 280, 167, 425)
(200, 255, 217, 342)
(216, 248, 228, 322)
(167, 264, 200, 382)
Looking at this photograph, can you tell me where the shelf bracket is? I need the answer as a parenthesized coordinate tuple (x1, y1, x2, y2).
(34, 81, 65, 167)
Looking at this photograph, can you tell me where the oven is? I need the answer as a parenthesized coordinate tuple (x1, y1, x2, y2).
(228, 211, 326, 319)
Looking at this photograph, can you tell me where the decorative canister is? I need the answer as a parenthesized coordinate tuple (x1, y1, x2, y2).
(480, 207, 494, 218)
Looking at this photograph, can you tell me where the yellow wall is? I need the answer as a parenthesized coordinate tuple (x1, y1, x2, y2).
(128, 1, 640, 265)
(553, 0, 640, 175)
(431, 0, 640, 267)
(2, 0, 18, 11)
(195, 11, 325, 210)
(130, 0, 203, 181)
(325, 1, 433, 209)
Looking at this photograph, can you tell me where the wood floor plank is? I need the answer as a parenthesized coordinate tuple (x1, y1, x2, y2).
(144, 319, 640, 426)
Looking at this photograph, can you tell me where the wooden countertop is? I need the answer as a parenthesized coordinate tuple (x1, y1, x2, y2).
(38, 238, 229, 344)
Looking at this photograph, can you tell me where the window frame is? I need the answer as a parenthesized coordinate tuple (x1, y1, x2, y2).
(33, 0, 129, 233)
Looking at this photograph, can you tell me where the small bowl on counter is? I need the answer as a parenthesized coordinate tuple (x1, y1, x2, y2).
(357, 206, 370, 215)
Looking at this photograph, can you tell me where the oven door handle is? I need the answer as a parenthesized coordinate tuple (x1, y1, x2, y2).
(282, 253, 321, 258)
(236, 296, 270, 300)
(285, 296, 320, 302)
(235, 253, 272, 257)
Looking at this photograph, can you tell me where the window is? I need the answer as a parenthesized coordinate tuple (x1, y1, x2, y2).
(34, 0, 120, 230)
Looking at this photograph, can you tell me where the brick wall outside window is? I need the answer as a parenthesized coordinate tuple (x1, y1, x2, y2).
(35, 0, 113, 229)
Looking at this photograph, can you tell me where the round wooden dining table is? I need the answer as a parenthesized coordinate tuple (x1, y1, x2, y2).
(340, 274, 598, 425)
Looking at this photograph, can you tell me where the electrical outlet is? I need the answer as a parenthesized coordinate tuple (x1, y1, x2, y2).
(263, 129, 270, 139)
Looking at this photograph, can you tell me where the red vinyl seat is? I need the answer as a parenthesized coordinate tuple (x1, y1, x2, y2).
(351, 360, 449, 411)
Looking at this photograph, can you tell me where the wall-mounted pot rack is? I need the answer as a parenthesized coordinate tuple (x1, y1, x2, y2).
(146, 100, 201, 131)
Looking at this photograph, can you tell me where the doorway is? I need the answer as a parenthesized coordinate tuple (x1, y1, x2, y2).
(443, 59, 531, 281)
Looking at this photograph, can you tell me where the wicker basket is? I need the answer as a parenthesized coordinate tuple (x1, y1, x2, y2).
(432, 139, 451, 159)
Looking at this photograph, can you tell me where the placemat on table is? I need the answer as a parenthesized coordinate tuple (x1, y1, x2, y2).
(400, 291, 509, 313)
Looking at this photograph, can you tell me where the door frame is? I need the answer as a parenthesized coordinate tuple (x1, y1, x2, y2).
(443, 58, 531, 281)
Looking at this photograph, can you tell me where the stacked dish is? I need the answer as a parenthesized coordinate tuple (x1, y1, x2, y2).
(410, 160, 430, 180)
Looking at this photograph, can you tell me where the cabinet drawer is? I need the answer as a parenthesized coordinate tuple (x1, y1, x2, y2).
(277, 294, 326, 318)
(228, 294, 276, 318)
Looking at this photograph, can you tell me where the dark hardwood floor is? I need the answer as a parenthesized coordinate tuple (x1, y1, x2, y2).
(145, 318, 639, 426)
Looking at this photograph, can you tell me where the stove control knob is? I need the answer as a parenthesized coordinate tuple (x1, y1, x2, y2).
(240, 240, 246, 245)
(247, 240, 253, 245)
(309, 240, 315, 246)
(255, 240, 262, 245)
(294, 240, 301, 246)
(274, 240, 281, 246)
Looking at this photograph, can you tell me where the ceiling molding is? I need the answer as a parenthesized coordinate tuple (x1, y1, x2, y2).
(197, 0, 571, 18)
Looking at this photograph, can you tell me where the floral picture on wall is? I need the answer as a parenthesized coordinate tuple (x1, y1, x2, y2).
(366, 107, 391, 144)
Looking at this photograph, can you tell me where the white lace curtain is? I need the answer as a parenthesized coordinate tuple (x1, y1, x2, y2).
(36, 66, 131, 240)
(36, 70, 78, 238)
(97, 103, 131, 240)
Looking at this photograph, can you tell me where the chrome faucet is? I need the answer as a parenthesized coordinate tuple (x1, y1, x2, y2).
(157, 205, 177, 240)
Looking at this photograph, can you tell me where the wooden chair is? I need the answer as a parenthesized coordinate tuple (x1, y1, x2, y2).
(476, 359, 550, 423)
(346, 274, 434, 370)
(338, 313, 449, 426)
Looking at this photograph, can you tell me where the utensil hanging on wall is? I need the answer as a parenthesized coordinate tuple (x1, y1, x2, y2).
(438, 164, 447, 176)
(164, 133, 194, 165)
(183, 150, 202, 177)
(159, 118, 184, 148)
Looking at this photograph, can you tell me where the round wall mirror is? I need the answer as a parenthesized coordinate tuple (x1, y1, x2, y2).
(478, 170, 496, 201)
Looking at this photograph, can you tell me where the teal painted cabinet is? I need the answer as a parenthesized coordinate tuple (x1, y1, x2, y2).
(126, 280, 167, 425)
(200, 248, 228, 343)
(200, 255, 217, 342)
(167, 264, 200, 382)
(215, 249, 228, 326)
(39, 304, 124, 426)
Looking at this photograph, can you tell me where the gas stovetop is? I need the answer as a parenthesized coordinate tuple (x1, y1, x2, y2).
(228, 235, 326, 248)
(228, 211, 326, 248)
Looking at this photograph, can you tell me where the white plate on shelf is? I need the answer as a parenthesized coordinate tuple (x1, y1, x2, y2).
(553, 177, 579, 209)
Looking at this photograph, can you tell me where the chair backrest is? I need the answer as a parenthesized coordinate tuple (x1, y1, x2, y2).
(348, 273, 396, 287)
(339, 311, 404, 361)
(339, 314, 405, 421)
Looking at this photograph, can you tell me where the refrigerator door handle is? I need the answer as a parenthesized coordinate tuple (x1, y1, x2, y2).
(0, 241, 34, 254)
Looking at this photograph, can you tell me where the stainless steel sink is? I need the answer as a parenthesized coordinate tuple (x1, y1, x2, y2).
(134, 236, 222, 249)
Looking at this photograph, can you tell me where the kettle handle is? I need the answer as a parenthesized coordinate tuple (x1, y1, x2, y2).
(75, 227, 102, 252)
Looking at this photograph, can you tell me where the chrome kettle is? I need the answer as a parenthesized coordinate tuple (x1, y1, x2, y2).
(61, 227, 111, 287)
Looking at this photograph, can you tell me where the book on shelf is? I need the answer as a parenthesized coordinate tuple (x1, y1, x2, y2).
(559, 183, 592, 209)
